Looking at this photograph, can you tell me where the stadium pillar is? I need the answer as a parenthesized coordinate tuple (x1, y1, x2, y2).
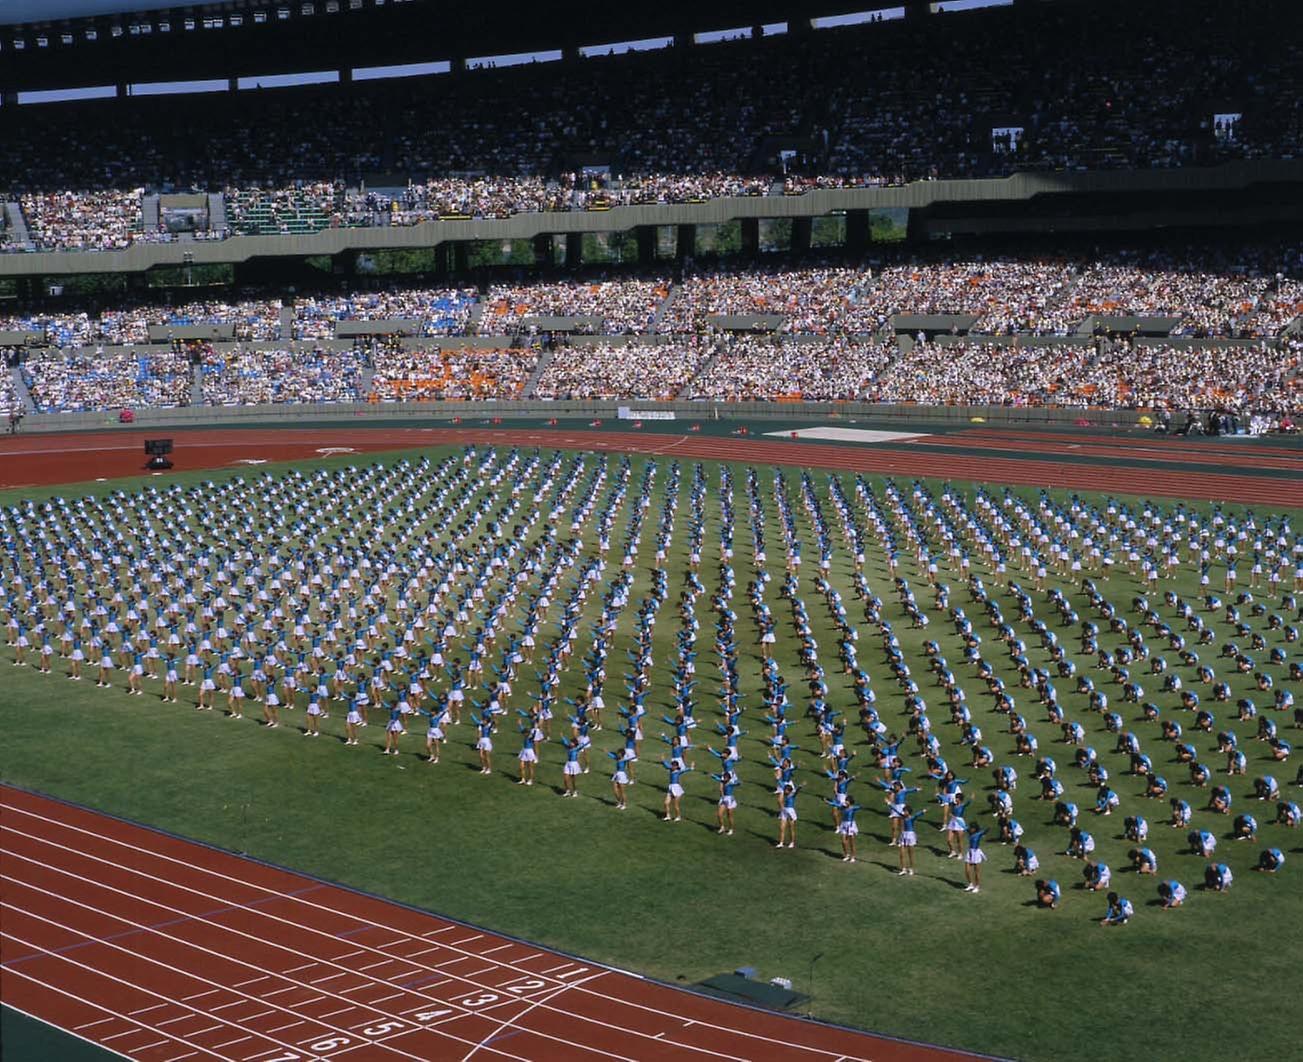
(636, 226, 655, 265)
(335, 249, 359, 278)
(452, 241, 468, 274)
(792, 217, 812, 254)
(533, 233, 552, 267)
(676, 224, 696, 261)
(846, 210, 870, 253)
(905, 0, 930, 21)
(741, 218, 760, 256)
(565, 232, 583, 269)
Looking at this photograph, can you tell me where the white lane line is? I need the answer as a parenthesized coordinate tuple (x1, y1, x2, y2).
(8, 810, 832, 1060)
(102, 1029, 149, 1043)
(0, 901, 420, 1062)
(1, 968, 221, 1060)
(309, 971, 348, 985)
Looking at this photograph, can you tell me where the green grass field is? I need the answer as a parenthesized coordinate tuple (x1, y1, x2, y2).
(2, 445, 1301, 1062)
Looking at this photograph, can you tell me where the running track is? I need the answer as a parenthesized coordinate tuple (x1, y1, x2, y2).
(0, 786, 981, 1062)
(0, 425, 1299, 506)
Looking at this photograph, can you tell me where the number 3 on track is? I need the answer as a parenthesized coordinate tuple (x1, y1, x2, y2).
(455, 991, 500, 1009)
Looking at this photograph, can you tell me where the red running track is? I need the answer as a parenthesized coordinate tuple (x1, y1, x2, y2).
(0, 786, 981, 1062)
(943, 426, 1303, 457)
(928, 429, 1303, 471)
(912, 433, 1303, 472)
(0, 426, 1297, 506)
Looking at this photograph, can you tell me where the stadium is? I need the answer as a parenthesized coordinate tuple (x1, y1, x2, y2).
(0, 1, 1301, 1060)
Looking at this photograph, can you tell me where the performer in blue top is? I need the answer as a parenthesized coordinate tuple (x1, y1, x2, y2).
(558, 735, 582, 797)
(896, 806, 925, 876)
(418, 701, 448, 763)
(516, 714, 541, 786)
(609, 748, 634, 810)
(1035, 879, 1061, 909)
(1158, 880, 1186, 908)
(383, 703, 405, 756)
(1100, 892, 1134, 926)
(472, 711, 495, 775)
(661, 758, 694, 821)
(776, 782, 802, 849)
(344, 695, 363, 746)
(963, 823, 988, 893)
(1204, 862, 1233, 892)
(714, 768, 739, 835)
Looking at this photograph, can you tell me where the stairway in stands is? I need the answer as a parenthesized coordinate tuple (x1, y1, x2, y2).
(358, 362, 376, 400)
(522, 345, 553, 398)
(141, 195, 161, 236)
(649, 284, 679, 332)
(10, 364, 35, 414)
(3, 202, 31, 248)
(189, 362, 204, 407)
(207, 192, 227, 236)
(279, 305, 296, 342)
(677, 337, 724, 398)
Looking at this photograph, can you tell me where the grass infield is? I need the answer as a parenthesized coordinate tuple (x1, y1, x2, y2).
(2, 445, 1301, 1062)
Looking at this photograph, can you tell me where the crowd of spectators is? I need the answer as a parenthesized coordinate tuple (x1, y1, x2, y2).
(688, 336, 898, 401)
(867, 258, 1079, 335)
(199, 346, 366, 405)
(1091, 339, 1302, 413)
(1056, 246, 1299, 338)
(480, 275, 672, 335)
(668, 263, 883, 334)
(293, 288, 477, 340)
(99, 297, 284, 345)
(2, 243, 1300, 351)
(5, 326, 1297, 417)
(533, 341, 709, 400)
(868, 336, 1301, 413)
(0, 364, 20, 416)
(577, 174, 772, 208)
(370, 343, 536, 400)
(18, 190, 143, 252)
(373, 178, 567, 222)
(871, 340, 1101, 407)
(22, 348, 191, 412)
(1, 0, 1299, 250)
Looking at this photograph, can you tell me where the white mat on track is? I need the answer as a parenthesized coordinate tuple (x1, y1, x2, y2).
(764, 427, 928, 444)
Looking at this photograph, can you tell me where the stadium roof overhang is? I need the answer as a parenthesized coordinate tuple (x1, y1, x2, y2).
(0, 0, 933, 92)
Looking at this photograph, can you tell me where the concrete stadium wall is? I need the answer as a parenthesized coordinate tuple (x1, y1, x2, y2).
(15, 399, 1145, 435)
(3, 159, 1299, 278)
